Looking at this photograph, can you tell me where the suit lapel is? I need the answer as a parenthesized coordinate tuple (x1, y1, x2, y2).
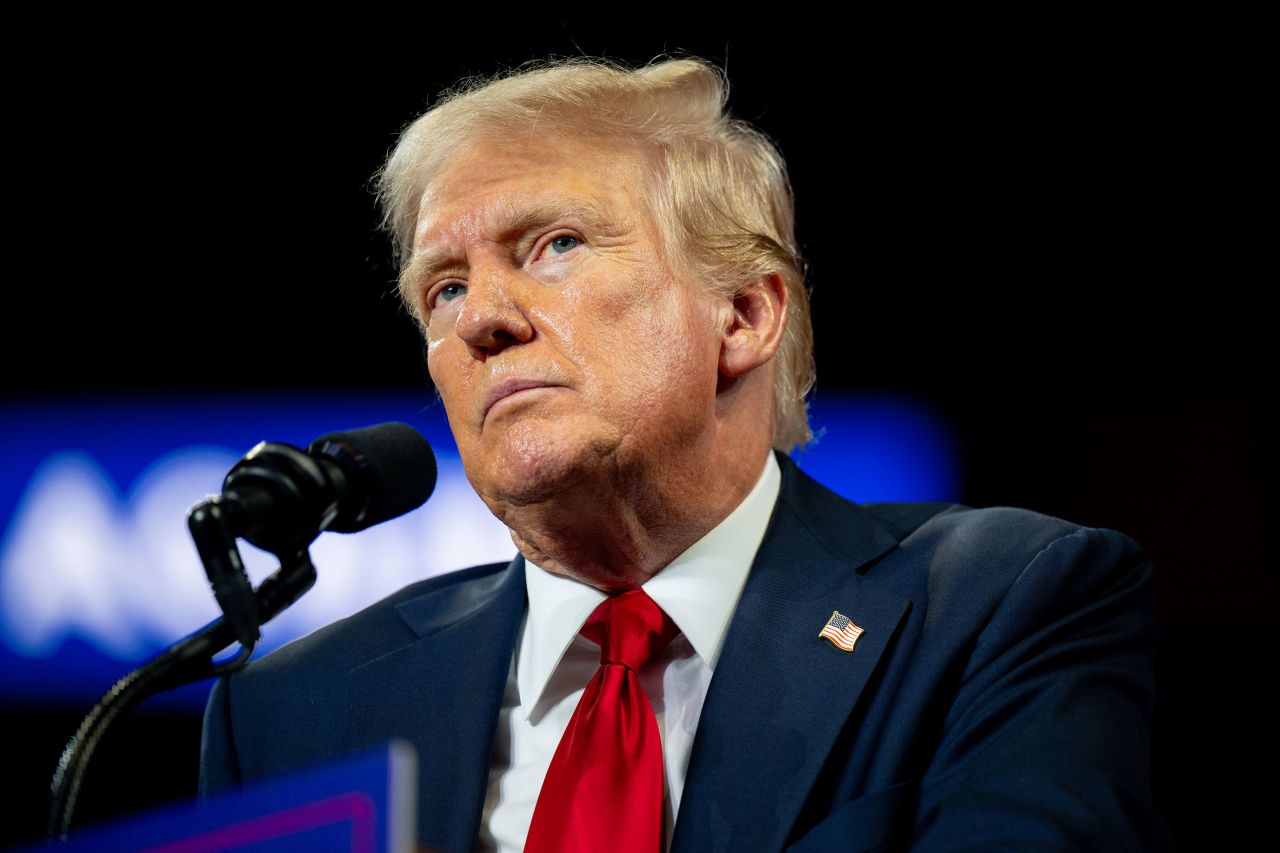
(347, 557, 526, 853)
(673, 455, 910, 853)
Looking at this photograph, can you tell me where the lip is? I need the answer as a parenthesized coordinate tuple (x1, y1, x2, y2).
(481, 378, 565, 422)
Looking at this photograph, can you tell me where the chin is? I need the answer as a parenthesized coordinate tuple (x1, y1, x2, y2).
(470, 419, 609, 508)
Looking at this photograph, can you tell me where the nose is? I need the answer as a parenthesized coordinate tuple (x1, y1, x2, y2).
(454, 265, 534, 357)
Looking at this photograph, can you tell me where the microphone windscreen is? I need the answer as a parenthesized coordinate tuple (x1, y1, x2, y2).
(308, 422, 437, 532)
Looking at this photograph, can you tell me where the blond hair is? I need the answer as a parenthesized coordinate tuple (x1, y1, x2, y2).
(377, 57, 814, 451)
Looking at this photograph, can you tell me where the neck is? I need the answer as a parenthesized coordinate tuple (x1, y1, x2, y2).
(501, 426, 772, 593)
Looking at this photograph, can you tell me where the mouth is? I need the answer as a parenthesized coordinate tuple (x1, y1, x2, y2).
(481, 378, 565, 423)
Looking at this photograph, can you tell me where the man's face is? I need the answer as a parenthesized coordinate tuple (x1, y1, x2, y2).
(407, 134, 726, 511)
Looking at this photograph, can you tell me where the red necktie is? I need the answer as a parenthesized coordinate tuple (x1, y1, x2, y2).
(524, 588, 680, 853)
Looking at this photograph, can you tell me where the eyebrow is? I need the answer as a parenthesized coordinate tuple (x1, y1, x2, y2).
(401, 195, 617, 292)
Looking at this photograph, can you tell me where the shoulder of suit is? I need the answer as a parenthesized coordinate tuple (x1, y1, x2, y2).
(862, 500, 1101, 571)
(232, 559, 514, 684)
(776, 452, 1118, 583)
(858, 499, 1148, 606)
(862, 501, 1080, 550)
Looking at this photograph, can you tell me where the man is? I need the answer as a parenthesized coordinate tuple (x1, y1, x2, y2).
(201, 58, 1169, 851)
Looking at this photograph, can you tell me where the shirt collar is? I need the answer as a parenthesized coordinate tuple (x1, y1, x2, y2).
(519, 452, 781, 719)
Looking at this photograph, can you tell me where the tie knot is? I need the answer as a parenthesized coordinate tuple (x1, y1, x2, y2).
(581, 589, 680, 671)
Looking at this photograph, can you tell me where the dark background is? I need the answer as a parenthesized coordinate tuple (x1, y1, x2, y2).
(4, 13, 1273, 849)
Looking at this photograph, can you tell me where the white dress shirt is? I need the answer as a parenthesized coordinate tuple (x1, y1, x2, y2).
(477, 452, 782, 852)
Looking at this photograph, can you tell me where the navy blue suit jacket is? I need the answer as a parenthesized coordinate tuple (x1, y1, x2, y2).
(201, 453, 1169, 851)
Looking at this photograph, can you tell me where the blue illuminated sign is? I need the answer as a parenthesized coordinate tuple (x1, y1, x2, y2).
(0, 393, 956, 708)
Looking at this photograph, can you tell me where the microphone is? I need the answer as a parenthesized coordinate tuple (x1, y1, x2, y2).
(219, 422, 438, 554)
(52, 425, 436, 838)
(188, 423, 436, 648)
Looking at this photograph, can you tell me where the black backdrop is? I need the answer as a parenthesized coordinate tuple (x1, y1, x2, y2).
(4, 14, 1273, 849)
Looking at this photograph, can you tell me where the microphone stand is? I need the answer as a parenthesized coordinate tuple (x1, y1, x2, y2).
(45, 546, 318, 841)
(44, 424, 436, 840)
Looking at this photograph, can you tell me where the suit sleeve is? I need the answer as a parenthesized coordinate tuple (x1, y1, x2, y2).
(909, 527, 1172, 851)
(198, 674, 243, 797)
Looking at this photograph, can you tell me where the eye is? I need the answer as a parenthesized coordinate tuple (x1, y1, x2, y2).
(548, 235, 578, 254)
(539, 233, 581, 259)
(428, 281, 466, 310)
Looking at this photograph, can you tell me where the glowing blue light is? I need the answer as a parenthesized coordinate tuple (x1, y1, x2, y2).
(0, 393, 957, 707)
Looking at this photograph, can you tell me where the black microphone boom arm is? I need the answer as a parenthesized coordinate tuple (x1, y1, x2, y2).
(47, 546, 318, 840)
(46, 422, 437, 840)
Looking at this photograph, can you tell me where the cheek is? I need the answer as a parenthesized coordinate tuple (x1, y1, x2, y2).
(424, 312, 456, 358)
(426, 344, 476, 419)
(606, 297, 720, 408)
(424, 347, 447, 395)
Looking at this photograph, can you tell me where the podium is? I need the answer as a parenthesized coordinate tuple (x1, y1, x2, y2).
(28, 742, 416, 853)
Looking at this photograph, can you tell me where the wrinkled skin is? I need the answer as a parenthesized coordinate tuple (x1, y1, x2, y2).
(405, 133, 787, 591)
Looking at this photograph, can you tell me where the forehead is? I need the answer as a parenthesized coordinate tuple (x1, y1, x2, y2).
(412, 134, 657, 252)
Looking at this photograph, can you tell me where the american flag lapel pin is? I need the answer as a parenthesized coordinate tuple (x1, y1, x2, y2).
(818, 610, 864, 653)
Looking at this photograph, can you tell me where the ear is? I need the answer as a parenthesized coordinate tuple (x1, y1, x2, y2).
(719, 272, 789, 378)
